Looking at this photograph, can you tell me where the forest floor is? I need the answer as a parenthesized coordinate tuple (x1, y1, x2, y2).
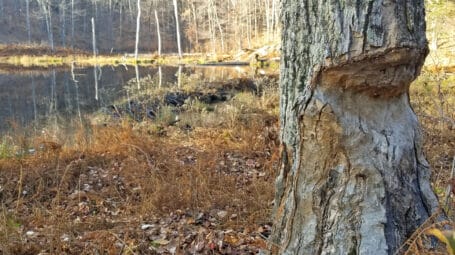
(0, 64, 453, 254)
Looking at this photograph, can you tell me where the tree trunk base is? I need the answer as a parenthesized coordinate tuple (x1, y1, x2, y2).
(271, 88, 439, 254)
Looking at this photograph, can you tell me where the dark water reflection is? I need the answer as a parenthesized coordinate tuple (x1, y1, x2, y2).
(0, 65, 256, 137)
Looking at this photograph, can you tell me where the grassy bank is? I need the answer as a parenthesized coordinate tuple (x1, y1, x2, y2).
(0, 44, 253, 68)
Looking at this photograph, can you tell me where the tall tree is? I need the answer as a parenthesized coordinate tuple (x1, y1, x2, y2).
(270, 1, 439, 254)
(71, 0, 75, 49)
(60, 0, 67, 47)
(91, 17, 96, 56)
(26, 0, 31, 43)
(172, 0, 182, 57)
(134, 0, 141, 59)
(39, 0, 54, 51)
(154, 9, 161, 56)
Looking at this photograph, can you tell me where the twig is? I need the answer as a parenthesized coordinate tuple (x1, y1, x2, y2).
(15, 164, 23, 212)
(445, 156, 455, 208)
(258, 233, 281, 250)
(395, 208, 447, 254)
(121, 143, 153, 168)
(108, 231, 137, 255)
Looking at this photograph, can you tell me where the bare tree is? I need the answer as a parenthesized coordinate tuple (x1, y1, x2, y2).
(172, 0, 182, 57)
(26, 0, 31, 43)
(38, 0, 54, 51)
(71, 0, 75, 49)
(60, 0, 67, 47)
(91, 17, 96, 56)
(154, 9, 161, 56)
(134, 0, 141, 60)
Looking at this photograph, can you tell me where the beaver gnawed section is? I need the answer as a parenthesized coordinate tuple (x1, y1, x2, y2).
(318, 48, 427, 98)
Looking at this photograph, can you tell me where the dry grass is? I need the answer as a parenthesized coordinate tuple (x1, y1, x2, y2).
(0, 43, 244, 69)
(397, 69, 455, 254)
(0, 64, 453, 253)
(412, 69, 455, 204)
(0, 78, 280, 254)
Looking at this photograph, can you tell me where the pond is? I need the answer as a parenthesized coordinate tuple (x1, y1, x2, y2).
(0, 65, 261, 138)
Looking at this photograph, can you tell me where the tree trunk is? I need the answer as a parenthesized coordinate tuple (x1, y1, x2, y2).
(210, 0, 224, 52)
(270, 1, 440, 254)
(26, 0, 31, 43)
(40, 1, 54, 51)
(71, 62, 83, 125)
(71, 0, 74, 49)
(190, 2, 199, 51)
(135, 64, 140, 89)
(135, 0, 141, 60)
(264, 0, 270, 42)
(91, 17, 96, 57)
(60, 0, 66, 47)
(172, 0, 182, 58)
(154, 9, 161, 56)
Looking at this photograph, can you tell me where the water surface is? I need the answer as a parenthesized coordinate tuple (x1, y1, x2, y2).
(0, 65, 257, 137)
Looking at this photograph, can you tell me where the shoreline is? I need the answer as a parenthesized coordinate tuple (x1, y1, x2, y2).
(0, 43, 280, 69)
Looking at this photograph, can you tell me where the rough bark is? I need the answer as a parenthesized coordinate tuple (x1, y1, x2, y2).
(270, 1, 440, 254)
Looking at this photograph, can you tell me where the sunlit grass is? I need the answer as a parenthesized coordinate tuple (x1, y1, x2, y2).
(0, 43, 283, 69)
(0, 54, 171, 67)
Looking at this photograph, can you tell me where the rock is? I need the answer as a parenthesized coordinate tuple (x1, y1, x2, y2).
(141, 224, 155, 230)
(164, 92, 187, 107)
(26, 231, 36, 237)
(217, 210, 228, 219)
(61, 234, 70, 242)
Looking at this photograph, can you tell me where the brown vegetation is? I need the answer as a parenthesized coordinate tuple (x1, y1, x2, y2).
(0, 68, 452, 254)
(0, 44, 88, 57)
(0, 76, 280, 254)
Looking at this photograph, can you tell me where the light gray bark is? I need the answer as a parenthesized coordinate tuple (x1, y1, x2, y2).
(60, 0, 66, 47)
(26, 0, 31, 43)
(177, 65, 182, 89)
(71, 0, 74, 49)
(270, 1, 440, 254)
(158, 65, 162, 88)
(209, 0, 224, 52)
(190, 2, 199, 50)
(40, 0, 54, 51)
(91, 17, 96, 57)
(94, 65, 99, 101)
(154, 10, 161, 56)
(31, 76, 37, 122)
(135, 0, 141, 60)
(71, 62, 82, 125)
(172, 0, 182, 58)
(135, 64, 140, 89)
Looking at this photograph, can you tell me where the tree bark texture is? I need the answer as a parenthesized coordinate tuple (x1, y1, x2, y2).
(270, 1, 440, 254)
